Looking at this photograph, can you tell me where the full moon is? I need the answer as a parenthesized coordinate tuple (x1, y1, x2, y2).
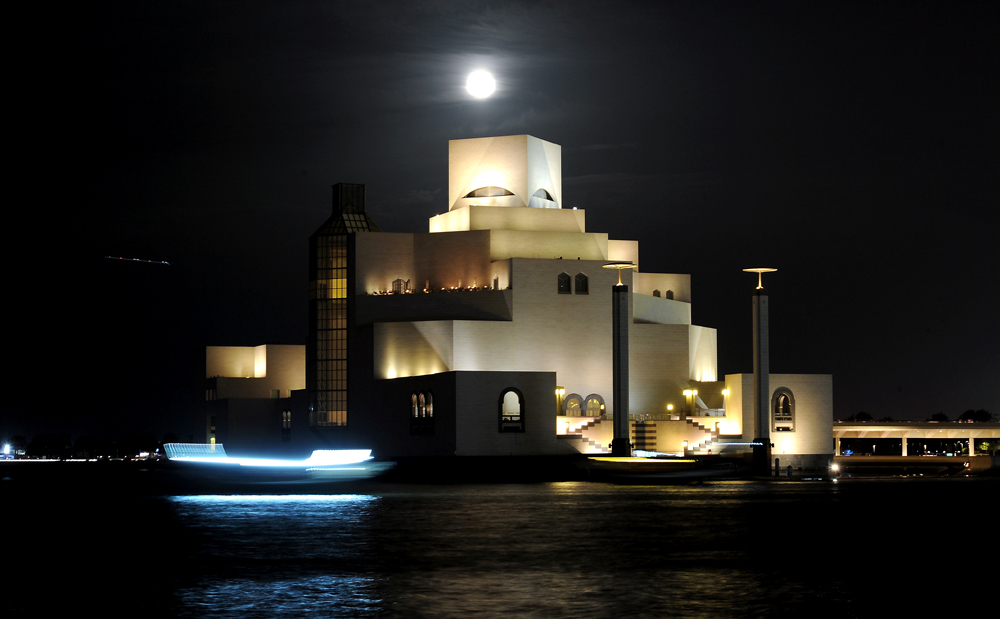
(466, 70, 496, 99)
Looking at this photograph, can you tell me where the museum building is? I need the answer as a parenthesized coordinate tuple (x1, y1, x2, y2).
(201, 135, 832, 470)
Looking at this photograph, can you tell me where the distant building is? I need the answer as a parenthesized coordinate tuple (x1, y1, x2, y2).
(202, 135, 832, 471)
(202, 345, 304, 453)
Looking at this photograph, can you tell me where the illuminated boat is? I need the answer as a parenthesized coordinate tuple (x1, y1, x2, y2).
(579, 452, 744, 482)
(163, 443, 394, 482)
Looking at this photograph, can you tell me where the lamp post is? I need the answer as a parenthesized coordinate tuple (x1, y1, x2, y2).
(603, 261, 637, 457)
(743, 267, 776, 476)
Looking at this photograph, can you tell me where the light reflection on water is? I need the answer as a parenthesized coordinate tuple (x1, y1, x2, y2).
(162, 483, 854, 618)
(145, 479, 988, 618)
(15, 475, 988, 617)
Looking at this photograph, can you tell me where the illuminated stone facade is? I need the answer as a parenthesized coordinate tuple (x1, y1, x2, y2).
(301, 135, 723, 458)
(204, 135, 832, 464)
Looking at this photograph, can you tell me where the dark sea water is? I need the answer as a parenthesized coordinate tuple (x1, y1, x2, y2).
(8, 476, 994, 617)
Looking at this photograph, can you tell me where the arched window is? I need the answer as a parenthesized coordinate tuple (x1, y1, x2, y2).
(499, 388, 525, 432)
(529, 188, 558, 209)
(557, 273, 571, 294)
(584, 394, 605, 417)
(653, 289, 661, 298)
(665, 290, 674, 300)
(564, 393, 584, 417)
(772, 389, 795, 432)
(464, 186, 514, 198)
(575, 273, 588, 295)
(411, 391, 434, 434)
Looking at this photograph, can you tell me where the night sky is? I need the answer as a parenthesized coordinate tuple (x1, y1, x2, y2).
(28, 1, 998, 440)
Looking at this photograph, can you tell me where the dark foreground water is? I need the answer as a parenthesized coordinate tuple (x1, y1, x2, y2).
(8, 477, 994, 617)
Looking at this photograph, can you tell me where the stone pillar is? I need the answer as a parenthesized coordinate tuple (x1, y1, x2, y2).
(970, 437, 975, 455)
(835, 436, 841, 456)
(901, 437, 908, 457)
(611, 285, 631, 456)
(752, 290, 771, 476)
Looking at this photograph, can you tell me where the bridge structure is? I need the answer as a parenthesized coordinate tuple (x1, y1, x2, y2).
(833, 421, 1000, 456)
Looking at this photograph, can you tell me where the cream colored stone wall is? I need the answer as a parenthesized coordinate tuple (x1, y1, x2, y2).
(356, 228, 609, 292)
(448, 135, 562, 211)
(354, 230, 495, 293)
(370, 251, 718, 425)
(689, 326, 718, 382)
(207, 346, 257, 378)
(453, 258, 621, 414)
(207, 345, 305, 399)
(429, 204, 585, 234)
(374, 321, 453, 379)
(769, 374, 833, 456)
(413, 231, 493, 290)
(354, 232, 416, 294)
(629, 324, 692, 416)
(488, 229, 608, 261)
(526, 135, 562, 209)
(723, 373, 753, 436)
(632, 294, 691, 325)
(633, 273, 691, 303)
(636, 420, 714, 454)
(723, 373, 832, 455)
(607, 239, 639, 268)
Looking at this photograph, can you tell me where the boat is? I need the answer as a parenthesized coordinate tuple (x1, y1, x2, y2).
(578, 452, 745, 482)
(162, 443, 395, 485)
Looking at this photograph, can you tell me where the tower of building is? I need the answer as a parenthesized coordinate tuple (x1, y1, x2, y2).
(307, 183, 381, 428)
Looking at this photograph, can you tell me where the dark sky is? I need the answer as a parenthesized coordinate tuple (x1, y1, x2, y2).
(26, 1, 998, 440)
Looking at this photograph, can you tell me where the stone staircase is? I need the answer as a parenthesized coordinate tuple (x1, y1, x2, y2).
(685, 417, 720, 455)
(559, 417, 611, 454)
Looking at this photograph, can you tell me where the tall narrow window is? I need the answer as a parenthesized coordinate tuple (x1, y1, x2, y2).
(499, 388, 525, 432)
(281, 410, 291, 441)
(557, 273, 571, 294)
(575, 273, 589, 295)
(309, 233, 348, 426)
(772, 390, 795, 432)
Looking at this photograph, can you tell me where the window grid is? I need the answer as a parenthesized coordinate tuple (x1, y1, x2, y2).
(309, 234, 348, 426)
